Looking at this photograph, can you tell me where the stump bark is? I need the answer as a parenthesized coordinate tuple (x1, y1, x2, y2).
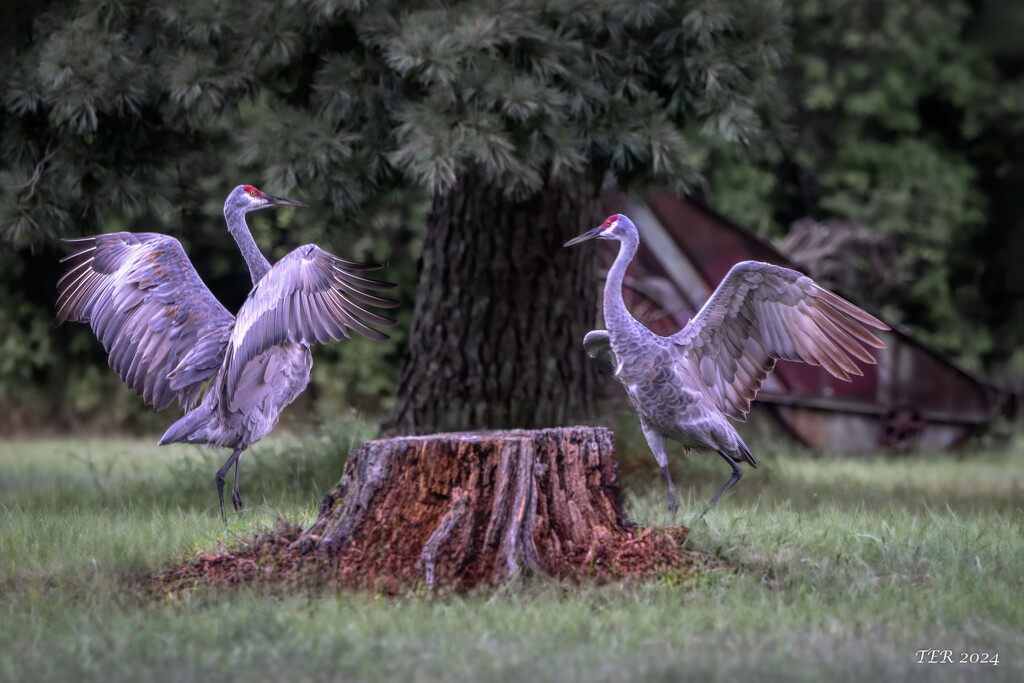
(292, 426, 673, 590)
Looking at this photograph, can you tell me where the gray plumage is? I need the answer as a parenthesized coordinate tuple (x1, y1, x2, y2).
(56, 184, 398, 518)
(566, 214, 889, 519)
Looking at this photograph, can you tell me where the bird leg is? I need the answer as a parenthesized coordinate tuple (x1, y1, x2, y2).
(215, 447, 244, 521)
(640, 423, 680, 518)
(660, 464, 680, 518)
(231, 453, 244, 512)
(696, 450, 744, 521)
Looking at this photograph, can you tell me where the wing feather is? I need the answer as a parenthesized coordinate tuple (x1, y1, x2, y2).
(810, 306, 868, 364)
(56, 232, 234, 411)
(672, 261, 888, 420)
(225, 244, 398, 401)
(582, 330, 617, 376)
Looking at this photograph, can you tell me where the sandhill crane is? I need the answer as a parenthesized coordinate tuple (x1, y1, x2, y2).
(566, 214, 888, 519)
(56, 185, 398, 518)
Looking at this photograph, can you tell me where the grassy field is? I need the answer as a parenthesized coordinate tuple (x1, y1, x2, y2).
(1, 423, 1021, 682)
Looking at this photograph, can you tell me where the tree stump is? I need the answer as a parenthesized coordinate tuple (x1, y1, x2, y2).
(292, 427, 687, 590)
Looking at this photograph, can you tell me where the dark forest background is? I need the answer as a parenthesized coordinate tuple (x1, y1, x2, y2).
(2, 0, 1022, 434)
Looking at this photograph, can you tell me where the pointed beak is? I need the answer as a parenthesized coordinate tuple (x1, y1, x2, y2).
(563, 225, 605, 247)
(264, 193, 307, 208)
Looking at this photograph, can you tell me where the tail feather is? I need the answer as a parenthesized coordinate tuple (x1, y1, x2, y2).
(738, 440, 757, 468)
(159, 406, 211, 445)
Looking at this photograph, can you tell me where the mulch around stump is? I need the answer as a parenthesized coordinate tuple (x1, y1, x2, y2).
(154, 519, 719, 595)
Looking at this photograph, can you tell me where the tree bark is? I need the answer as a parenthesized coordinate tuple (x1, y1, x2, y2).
(383, 174, 604, 435)
(292, 427, 662, 590)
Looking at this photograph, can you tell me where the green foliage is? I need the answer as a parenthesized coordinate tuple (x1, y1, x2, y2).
(3, 0, 792, 249)
(705, 0, 1024, 369)
(374, 0, 790, 197)
(0, 261, 57, 396)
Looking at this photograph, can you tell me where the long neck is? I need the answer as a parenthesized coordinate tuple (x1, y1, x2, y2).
(603, 229, 642, 342)
(225, 208, 271, 284)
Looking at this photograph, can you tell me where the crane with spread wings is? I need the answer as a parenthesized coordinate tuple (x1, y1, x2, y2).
(566, 214, 889, 519)
(56, 185, 398, 518)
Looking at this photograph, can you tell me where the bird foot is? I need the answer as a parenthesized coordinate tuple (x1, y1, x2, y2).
(667, 492, 680, 520)
(692, 506, 711, 525)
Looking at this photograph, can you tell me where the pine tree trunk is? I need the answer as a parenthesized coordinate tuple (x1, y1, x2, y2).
(292, 427, 679, 590)
(383, 174, 604, 435)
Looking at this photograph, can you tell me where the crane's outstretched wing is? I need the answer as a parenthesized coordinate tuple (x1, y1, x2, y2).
(224, 244, 398, 402)
(56, 232, 235, 412)
(670, 261, 888, 421)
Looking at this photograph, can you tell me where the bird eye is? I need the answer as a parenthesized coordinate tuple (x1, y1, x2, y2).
(249, 189, 257, 197)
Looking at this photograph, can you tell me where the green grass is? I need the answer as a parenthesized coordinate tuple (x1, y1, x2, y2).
(1, 424, 1022, 682)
